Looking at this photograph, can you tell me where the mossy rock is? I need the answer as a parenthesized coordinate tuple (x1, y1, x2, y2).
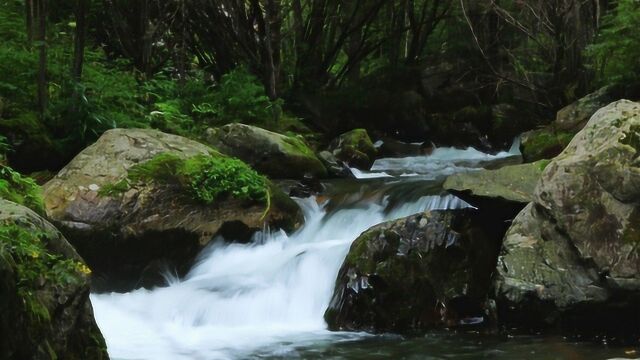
(327, 128, 377, 170)
(325, 209, 501, 333)
(0, 199, 108, 360)
(204, 123, 327, 179)
(520, 127, 574, 162)
(495, 100, 640, 336)
(443, 160, 548, 204)
(43, 128, 303, 291)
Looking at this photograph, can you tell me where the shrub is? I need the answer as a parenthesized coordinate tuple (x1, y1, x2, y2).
(587, 0, 640, 84)
(191, 67, 282, 126)
(0, 165, 44, 215)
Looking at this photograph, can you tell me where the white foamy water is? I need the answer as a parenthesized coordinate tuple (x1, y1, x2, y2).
(91, 194, 470, 360)
(351, 138, 521, 179)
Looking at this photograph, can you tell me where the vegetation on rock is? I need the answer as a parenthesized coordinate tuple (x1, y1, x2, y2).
(0, 165, 44, 215)
(102, 153, 269, 205)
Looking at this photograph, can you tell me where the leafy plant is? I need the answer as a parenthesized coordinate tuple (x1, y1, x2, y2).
(587, 0, 640, 84)
(101, 153, 269, 205)
(192, 67, 282, 126)
(0, 223, 89, 322)
(0, 165, 45, 215)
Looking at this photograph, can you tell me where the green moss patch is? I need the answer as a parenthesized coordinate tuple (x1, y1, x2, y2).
(522, 130, 574, 161)
(619, 125, 640, 156)
(0, 165, 44, 215)
(0, 223, 88, 322)
(100, 153, 269, 205)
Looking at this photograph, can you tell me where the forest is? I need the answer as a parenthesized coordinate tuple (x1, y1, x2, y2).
(0, 0, 639, 359)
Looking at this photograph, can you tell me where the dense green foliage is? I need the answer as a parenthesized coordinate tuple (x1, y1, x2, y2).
(587, 0, 640, 84)
(0, 0, 639, 172)
(102, 153, 269, 205)
(0, 223, 89, 321)
(0, 165, 44, 215)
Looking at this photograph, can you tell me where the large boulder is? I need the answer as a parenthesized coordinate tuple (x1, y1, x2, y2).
(205, 123, 326, 178)
(555, 84, 639, 132)
(325, 209, 502, 333)
(327, 129, 377, 169)
(0, 200, 108, 360)
(43, 128, 302, 291)
(494, 100, 640, 335)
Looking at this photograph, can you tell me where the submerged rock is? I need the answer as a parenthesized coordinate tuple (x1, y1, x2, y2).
(325, 209, 502, 333)
(43, 128, 302, 291)
(0, 200, 108, 359)
(327, 129, 377, 170)
(205, 123, 327, 179)
(494, 100, 640, 336)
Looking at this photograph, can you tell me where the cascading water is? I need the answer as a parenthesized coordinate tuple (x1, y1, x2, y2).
(91, 193, 471, 360)
(90, 142, 521, 360)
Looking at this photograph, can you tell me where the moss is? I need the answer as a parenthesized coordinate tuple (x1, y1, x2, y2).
(522, 130, 574, 161)
(619, 124, 640, 156)
(0, 165, 44, 215)
(281, 135, 315, 157)
(0, 223, 88, 322)
(538, 159, 552, 171)
(101, 153, 269, 205)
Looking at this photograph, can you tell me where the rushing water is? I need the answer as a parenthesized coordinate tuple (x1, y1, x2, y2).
(90, 142, 637, 360)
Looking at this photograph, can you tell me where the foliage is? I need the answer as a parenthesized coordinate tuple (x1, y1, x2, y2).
(101, 153, 269, 205)
(0, 223, 89, 322)
(0, 165, 44, 215)
(587, 0, 640, 84)
(191, 67, 282, 126)
(180, 155, 268, 204)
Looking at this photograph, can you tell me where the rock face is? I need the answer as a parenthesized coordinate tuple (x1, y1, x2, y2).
(0, 200, 108, 360)
(43, 128, 302, 291)
(205, 123, 326, 178)
(327, 129, 377, 169)
(494, 100, 640, 334)
(325, 209, 501, 333)
(444, 160, 548, 204)
(521, 84, 640, 162)
(556, 84, 639, 132)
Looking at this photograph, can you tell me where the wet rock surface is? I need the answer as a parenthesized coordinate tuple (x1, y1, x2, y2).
(325, 209, 502, 333)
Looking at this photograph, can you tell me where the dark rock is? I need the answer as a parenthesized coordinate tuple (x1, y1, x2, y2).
(325, 209, 502, 334)
(0, 200, 108, 360)
(327, 129, 377, 170)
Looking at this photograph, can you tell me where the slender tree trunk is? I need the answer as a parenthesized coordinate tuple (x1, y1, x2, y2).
(25, 0, 34, 42)
(72, 0, 88, 82)
(36, 0, 47, 118)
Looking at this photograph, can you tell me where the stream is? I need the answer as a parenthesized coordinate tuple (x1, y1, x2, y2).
(90, 141, 636, 360)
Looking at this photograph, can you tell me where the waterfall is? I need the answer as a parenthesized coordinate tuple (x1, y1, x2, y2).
(91, 193, 470, 360)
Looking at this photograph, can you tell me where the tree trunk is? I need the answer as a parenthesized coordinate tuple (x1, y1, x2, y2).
(36, 0, 47, 118)
(72, 0, 88, 82)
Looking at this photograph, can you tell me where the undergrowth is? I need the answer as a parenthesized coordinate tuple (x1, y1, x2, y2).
(0, 223, 90, 322)
(0, 165, 44, 215)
